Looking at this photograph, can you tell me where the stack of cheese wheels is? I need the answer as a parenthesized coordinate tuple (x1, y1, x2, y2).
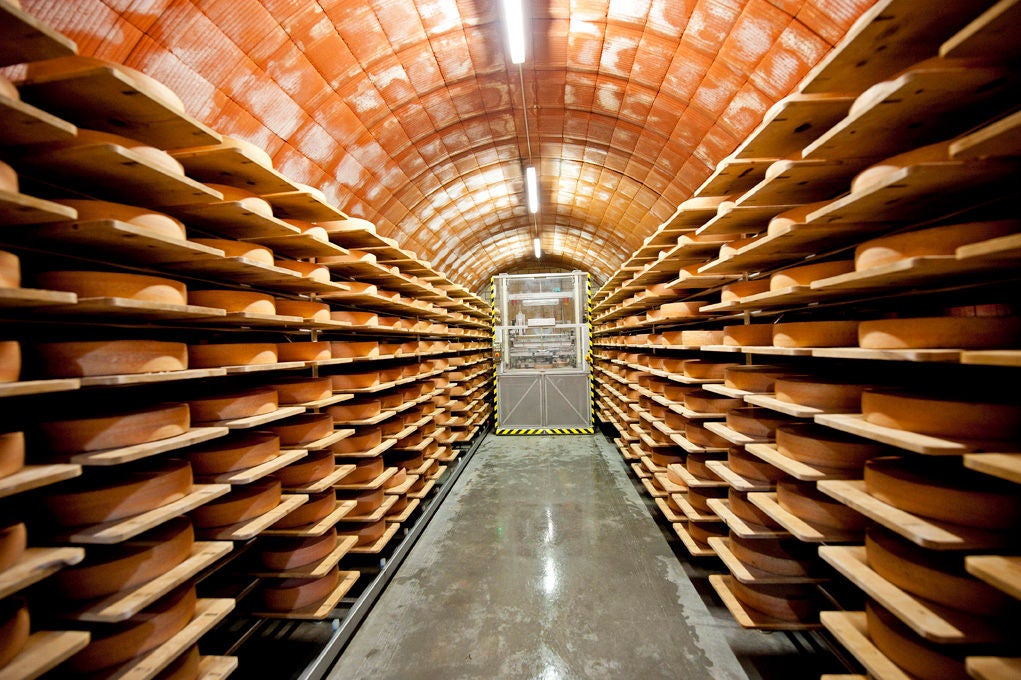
(728, 447, 785, 482)
(0, 599, 29, 669)
(188, 289, 275, 314)
(726, 408, 796, 439)
(259, 530, 338, 571)
(272, 450, 334, 487)
(61, 128, 186, 176)
(267, 377, 332, 405)
(720, 278, 770, 302)
(23, 55, 186, 111)
(774, 377, 868, 411)
(345, 456, 384, 484)
(772, 320, 859, 348)
(854, 220, 1019, 271)
(0, 341, 17, 383)
(276, 341, 331, 362)
(188, 342, 277, 368)
(187, 387, 278, 422)
(37, 270, 187, 305)
(866, 527, 1011, 616)
(729, 534, 818, 577)
(723, 324, 774, 347)
(55, 199, 188, 240)
(858, 315, 1021, 349)
(330, 370, 378, 391)
(204, 183, 274, 216)
(190, 479, 281, 528)
(866, 600, 969, 680)
(64, 584, 196, 674)
(865, 456, 1021, 529)
(769, 260, 854, 290)
(268, 413, 333, 446)
(724, 365, 797, 393)
(38, 403, 190, 454)
(54, 517, 193, 600)
(777, 479, 868, 531)
(45, 458, 192, 526)
(728, 488, 781, 528)
(862, 389, 1021, 442)
(682, 359, 740, 380)
(683, 390, 743, 414)
(775, 424, 884, 469)
(685, 421, 730, 449)
(187, 432, 280, 475)
(273, 491, 335, 529)
(191, 239, 274, 264)
(327, 399, 381, 422)
(331, 341, 379, 359)
(0, 520, 26, 572)
(332, 427, 381, 454)
(685, 451, 724, 481)
(261, 568, 341, 612)
(729, 580, 818, 622)
(0, 250, 20, 289)
(38, 339, 187, 377)
(274, 298, 331, 321)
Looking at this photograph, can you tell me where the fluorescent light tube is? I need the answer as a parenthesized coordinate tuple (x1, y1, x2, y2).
(503, 0, 526, 64)
(525, 166, 538, 213)
(533, 236, 542, 259)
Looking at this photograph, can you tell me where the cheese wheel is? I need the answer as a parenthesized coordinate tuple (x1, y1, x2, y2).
(685, 451, 723, 481)
(683, 390, 743, 414)
(73, 128, 185, 176)
(723, 324, 774, 347)
(854, 220, 1019, 271)
(273, 491, 335, 529)
(157, 644, 199, 680)
(658, 301, 704, 318)
(330, 371, 378, 390)
(685, 421, 730, 448)
(866, 527, 1011, 616)
(55, 199, 187, 240)
(190, 479, 281, 528)
(204, 183, 274, 217)
(378, 366, 404, 383)
(775, 424, 883, 469)
(45, 458, 192, 526)
(259, 529, 338, 570)
(317, 217, 377, 233)
(776, 479, 868, 530)
(24, 55, 185, 112)
(0, 600, 29, 669)
(0, 159, 18, 192)
(274, 299, 330, 321)
(866, 601, 969, 680)
(190, 239, 274, 264)
(67, 584, 196, 673)
(327, 400, 381, 422)
(272, 450, 334, 487)
(862, 390, 1021, 441)
(680, 330, 725, 346)
(0, 250, 20, 288)
(666, 464, 688, 488)
(54, 517, 193, 600)
(728, 489, 781, 528)
(720, 279, 770, 302)
(0, 341, 18, 383)
(770, 260, 853, 290)
(686, 521, 727, 545)
(187, 432, 280, 475)
(650, 450, 684, 467)
(724, 365, 794, 393)
(729, 535, 817, 577)
(187, 388, 278, 422)
(663, 409, 688, 431)
(682, 360, 740, 380)
(686, 485, 728, 513)
(282, 219, 328, 242)
(188, 343, 277, 368)
(219, 135, 273, 168)
(729, 580, 818, 622)
(341, 487, 385, 515)
(0, 74, 18, 102)
(729, 447, 785, 482)
(726, 408, 796, 438)
(188, 289, 275, 314)
(342, 518, 387, 546)
(851, 139, 952, 193)
(37, 270, 187, 305)
(772, 320, 858, 348)
(39, 403, 190, 454)
(268, 413, 333, 446)
(774, 378, 867, 411)
(275, 259, 330, 282)
(718, 235, 758, 259)
(0, 521, 27, 572)
(38, 339, 187, 377)
(268, 377, 332, 405)
(859, 316, 1021, 349)
(864, 456, 1021, 529)
(346, 456, 384, 484)
(766, 199, 832, 236)
(277, 341, 331, 362)
(261, 567, 340, 611)
(330, 310, 378, 326)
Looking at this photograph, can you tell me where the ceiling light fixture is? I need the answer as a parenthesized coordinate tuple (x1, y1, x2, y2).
(525, 166, 538, 214)
(533, 236, 542, 259)
(502, 0, 526, 64)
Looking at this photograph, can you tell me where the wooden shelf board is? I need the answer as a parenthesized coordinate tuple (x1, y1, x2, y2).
(710, 537, 827, 585)
(703, 384, 756, 398)
(673, 493, 725, 523)
(407, 478, 436, 500)
(347, 522, 401, 554)
(294, 393, 354, 409)
(46, 296, 225, 322)
(705, 422, 772, 447)
(71, 426, 229, 466)
(630, 462, 652, 480)
(640, 476, 667, 498)
(0, 185, 78, 225)
(736, 159, 859, 207)
(247, 232, 348, 260)
(814, 413, 974, 456)
(203, 406, 306, 430)
(745, 443, 857, 482)
(698, 203, 796, 237)
(262, 188, 347, 222)
(654, 497, 686, 522)
(653, 472, 687, 494)
(960, 349, 1021, 367)
(0, 462, 81, 498)
(334, 465, 397, 491)
(283, 464, 356, 494)
(201, 494, 308, 541)
(80, 368, 227, 388)
(669, 433, 728, 454)
(0, 630, 90, 680)
(260, 499, 357, 537)
(197, 655, 239, 679)
(695, 158, 774, 199)
(706, 498, 789, 538)
(966, 555, 1021, 601)
(747, 492, 860, 543)
(167, 200, 300, 239)
(812, 347, 962, 363)
(963, 453, 1021, 485)
(966, 656, 1021, 680)
(200, 450, 307, 486)
(250, 570, 359, 620)
(735, 95, 855, 160)
(950, 108, 1021, 160)
(672, 522, 719, 558)
(329, 410, 398, 427)
(0, 285, 77, 309)
(386, 497, 421, 524)
(0, 0, 77, 66)
(299, 428, 355, 452)
(174, 257, 338, 295)
(705, 460, 775, 492)
(0, 546, 85, 600)
(170, 144, 296, 194)
(336, 494, 399, 524)
(332, 438, 397, 459)
(670, 463, 727, 489)
(709, 574, 820, 630)
(249, 535, 358, 578)
(820, 611, 913, 680)
(744, 393, 832, 418)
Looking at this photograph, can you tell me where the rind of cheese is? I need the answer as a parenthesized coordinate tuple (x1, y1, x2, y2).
(37, 270, 187, 305)
(56, 199, 187, 240)
(862, 389, 1021, 441)
(854, 220, 1019, 271)
(769, 260, 853, 290)
(772, 320, 858, 348)
(859, 315, 1021, 349)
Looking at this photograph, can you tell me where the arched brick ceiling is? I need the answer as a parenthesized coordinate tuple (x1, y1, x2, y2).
(21, 0, 877, 289)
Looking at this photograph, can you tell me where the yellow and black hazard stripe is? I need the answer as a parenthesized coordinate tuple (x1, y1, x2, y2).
(586, 271, 596, 430)
(496, 428, 596, 436)
(491, 276, 499, 430)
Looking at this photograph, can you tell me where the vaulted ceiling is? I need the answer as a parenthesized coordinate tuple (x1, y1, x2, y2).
(22, 0, 877, 289)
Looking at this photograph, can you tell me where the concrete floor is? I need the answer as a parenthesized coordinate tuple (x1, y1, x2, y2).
(328, 434, 825, 680)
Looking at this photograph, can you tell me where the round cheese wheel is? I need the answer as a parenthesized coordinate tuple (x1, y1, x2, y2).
(663, 410, 688, 431)
(666, 464, 688, 488)
(269, 413, 333, 446)
(327, 400, 381, 421)
(272, 491, 335, 529)
(685, 451, 723, 481)
(0, 600, 29, 669)
(330, 371, 378, 391)
(766, 200, 832, 236)
(0, 250, 20, 288)
(729, 447, 786, 482)
(190, 239, 274, 264)
(682, 360, 740, 380)
(380, 391, 404, 409)
(683, 390, 743, 414)
(866, 600, 969, 680)
(859, 316, 1021, 349)
(330, 311, 379, 327)
(38, 339, 187, 377)
(55, 199, 187, 240)
(273, 450, 334, 487)
(770, 260, 853, 290)
(46, 458, 192, 526)
(343, 487, 385, 515)
(67, 584, 196, 673)
(718, 235, 758, 259)
(346, 456, 384, 484)
(74, 128, 184, 176)
(0, 521, 27, 572)
(851, 139, 951, 194)
(187, 432, 280, 475)
(275, 259, 330, 282)
(268, 378, 332, 404)
(39, 403, 190, 454)
(274, 299, 330, 321)
(277, 341, 331, 362)
(0, 159, 18, 192)
(687, 521, 727, 544)
(190, 479, 281, 528)
(723, 324, 774, 347)
(865, 456, 1021, 529)
(378, 366, 403, 383)
(866, 527, 1011, 616)
(729, 579, 817, 622)
(728, 488, 781, 528)
(730, 534, 817, 577)
(204, 183, 273, 216)
(772, 320, 859, 348)
(0, 341, 18, 383)
(686, 486, 728, 513)
(26, 56, 184, 111)
(726, 408, 796, 438)
(259, 529, 338, 570)
(775, 424, 883, 469)
(187, 289, 275, 314)
(282, 219, 328, 242)
(862, 390, 1021, 441)
(721, 279, 770, 302)
(187, 388, 278, 422)
(685, 421, 730, 448)
(317, 217, 377, 233)
(37, 270, 187, 305)
(54, 517, 193, 600)
(724, 365, 794, 393)
(774, 378, 867, 411)
(854, 220, 1019, 271)
(188, 343, 277, 368)
(0, 75, 18, 102)
(776, 479, 868, 530)
(680, 330, 725, 346)
(651, 450, 684, 467)
(262, 567, 340, 611)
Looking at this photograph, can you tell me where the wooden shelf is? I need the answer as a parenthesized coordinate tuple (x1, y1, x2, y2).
(79, 368, 227, 388)
(336, 495, 399, 524)
(282, 464, 356, 494)
(966, 657, 1021, 680)
(170, 143, 297, 194)
(197, 655, 239, 679)
(0, 0, 77, 67)
(0, 187, 77, 227)
(334, 466, 397, 492)
(669, 463, 726, 489)
(653, 471, 686, 494)
(302, 428, 356, 452)
(200, 450, 307, 485)
(744, 393, 833, 418)
(820, 610, 912, 680)
(332, 438, 396, 459)
(710, 537, 827, 585)
(260, 500, 357, 537)
(203, 406, 306, 430)
(0, 463, 80, 498)
(963, 452, 1021, 485)
(672, 522, 718, 558)
(812, 347, 962, 364)
(262, 188, 347, 222)
(705, 460, 774, 493)
(707, 498, 789, 539)
(640, 477, 667, 498)
(45, 296, 226, 323)
(0, 630, 90, 680)
(672, 493, 724, 523)
(407, 478, 436, 500)
(960, 349, 1021, 368)
(347, 522, 401, 554)
(167, 200, 300, 240)
(386, 497, 421, 524)
(709, 574, 820, 630)
(250, 571, 359, 620)
(734, 94, 854, 160)
(654, 497, 685, 523)
(249, 535, 358, 578)
(814, 413, 975, 456)
(950, 109, 1021, 160)
(745, 443, 858, 482)
(0, 286, 77, 310)
(966, 555, 1021, 601)
(705, 422, 773, 447)
(200, 494, 308, 541)
(748, 492, 861, 543)
(71, 426, 229, 466)
(0, 546, 84, 599)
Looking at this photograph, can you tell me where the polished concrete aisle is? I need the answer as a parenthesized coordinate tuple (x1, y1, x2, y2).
(328, 435, 809, 679)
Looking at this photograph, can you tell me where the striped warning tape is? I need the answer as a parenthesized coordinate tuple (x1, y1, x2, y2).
(495, 428, 596, 436)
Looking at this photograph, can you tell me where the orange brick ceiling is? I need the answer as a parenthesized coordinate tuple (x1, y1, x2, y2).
(22, 0, 876, 290)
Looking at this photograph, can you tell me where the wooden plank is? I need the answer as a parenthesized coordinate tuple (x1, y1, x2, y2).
(0, 377, 79, 399)
(170, 144, 296, 193)
(249, 535, 358, 578)
(963, 453, 1021, 484)
(202, 406, 306, 430)
(335, 494, 398, 524)
(260, 500, 357, 537)
(80, 368, 227, 388)
(670, 463, 726, 489)
(706, 460, 774, 493)
(745, 443, 858, 482)
(347, 522, 400, 554)
(654, 497, 685, 522)
(200, 494, 308, 541)
(247, 232, 347, 259)
(951, 108, 1021, 160)
(709, 574, 820, 630)
(694, 158, 775, 199)
(0, 463, 80, 498)
(956, 232, 1021, 267)
(815, 413, 973, 455)
(705, 422, 772, 447)
(745, 393, 833, 418)
(282, 464, 356, 494)
(736, 159, 859, 207)
(941, 0, 1021, 60)
(174, 258, 341, 295)
(0, 286, 77, 309)
(0, 1, 77, 67)
(0, 546, 84, 599)
(167, 200, 301, 239)
(0, 187, 78, 226)
(640, 476, 667, 498)
(71, 427, 229, 466)
(673, 493, 725, 523)
(197, 656, 238, 680)
(967, 657, 1021, 680)
(820, 611, 913, 680)
(334, 466, 397, 491)
(200, 450, 307, 485)
(45, 297, 225, 322)
(673, 522, 718, 558)
(961, 349, 1021, 366)
(0, 630, 90, 680)
(332, 438, 396, 459)
(748, 492, 861, 543)
(965, 555, 1021, 600)
(697, 203, 797, 237)
(249, 571, 359, 619)
(707, 498, 789, 539)
(710, 537, 827, 585)
(407, 477, 435, 500)
(735, 94, 855, 159)
(0, 94, 77, 147)
(813, 348, 962, 363)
